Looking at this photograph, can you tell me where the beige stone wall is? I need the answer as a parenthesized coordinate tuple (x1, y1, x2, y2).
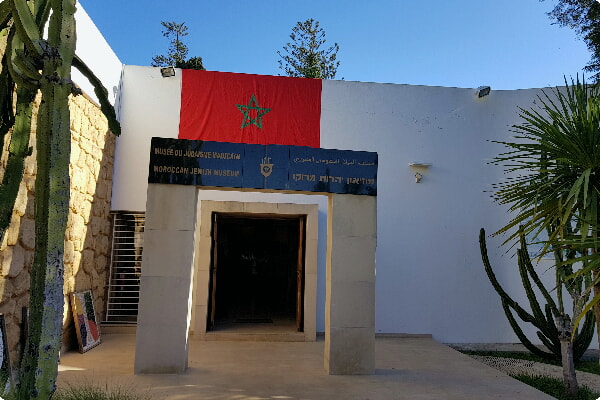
(0, 92, 115, 364)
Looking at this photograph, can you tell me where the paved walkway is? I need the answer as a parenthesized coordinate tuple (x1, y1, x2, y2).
(57, 334, 555, 399)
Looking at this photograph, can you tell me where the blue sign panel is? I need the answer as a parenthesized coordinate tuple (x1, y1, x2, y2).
(149, 139, 244, 187)
(148, 137, 377, 195)
(288, 147, 377, 195)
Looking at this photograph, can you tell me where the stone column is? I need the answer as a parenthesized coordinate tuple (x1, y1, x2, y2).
(134, 184, 198, 374)
(325, 193, 376, 374)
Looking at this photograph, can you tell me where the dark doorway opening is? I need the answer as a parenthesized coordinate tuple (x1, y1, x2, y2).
(207, 213, 305, 333)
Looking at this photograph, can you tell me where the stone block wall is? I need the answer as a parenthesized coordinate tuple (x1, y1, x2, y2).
(0, 91, 116, 365)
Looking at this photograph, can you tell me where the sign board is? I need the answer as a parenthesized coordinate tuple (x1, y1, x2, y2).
(149, 137, 377, 195)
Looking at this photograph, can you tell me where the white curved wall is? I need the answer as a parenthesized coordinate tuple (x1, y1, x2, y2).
(110, 66, 181, 212)
(319, 81, 558, 343)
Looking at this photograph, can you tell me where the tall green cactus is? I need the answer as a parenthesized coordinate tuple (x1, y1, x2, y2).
(0, 0, 120, 398)
(479, 228, 595, 361)
(0, 85, 35, 245)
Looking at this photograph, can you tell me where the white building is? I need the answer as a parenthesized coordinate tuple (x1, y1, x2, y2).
(76, 5, 598, 351)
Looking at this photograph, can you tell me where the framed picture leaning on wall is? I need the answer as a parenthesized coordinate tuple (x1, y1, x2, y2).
(70, 290, 101, 353)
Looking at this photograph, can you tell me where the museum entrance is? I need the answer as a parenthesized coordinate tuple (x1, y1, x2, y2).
(207, 212, 305, 333)
(136, 137, 377, 374)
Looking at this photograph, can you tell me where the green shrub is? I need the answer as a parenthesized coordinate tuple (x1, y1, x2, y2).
(513, 374, 600, 400)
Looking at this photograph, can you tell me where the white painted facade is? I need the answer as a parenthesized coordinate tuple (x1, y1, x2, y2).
(73, 6, 122, 106)
(75, 6, 597, 348)
(110, 65, 595, 346)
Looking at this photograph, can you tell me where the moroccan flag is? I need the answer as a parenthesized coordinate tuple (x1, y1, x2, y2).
(179, 70, 321, 147)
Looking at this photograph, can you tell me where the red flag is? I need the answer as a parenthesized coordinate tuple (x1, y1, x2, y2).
(179, 70, 321, 147)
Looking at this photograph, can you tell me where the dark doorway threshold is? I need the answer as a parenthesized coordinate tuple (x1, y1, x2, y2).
(206, 212, 306, 339)
(204, 316, 304, 341)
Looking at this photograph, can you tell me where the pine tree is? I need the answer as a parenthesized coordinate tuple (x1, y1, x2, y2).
(278, 19, 339, 79)
(545, 0, 600, 81)
(152, 21, 205, 70)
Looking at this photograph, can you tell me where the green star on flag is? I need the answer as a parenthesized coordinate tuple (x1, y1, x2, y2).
(236, 94, 272, 129)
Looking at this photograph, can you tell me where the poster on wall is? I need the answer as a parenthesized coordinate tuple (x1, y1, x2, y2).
(70, 290, 101, 353)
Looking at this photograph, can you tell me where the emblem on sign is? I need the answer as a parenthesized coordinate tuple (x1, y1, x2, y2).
(260, 156, 274, 178)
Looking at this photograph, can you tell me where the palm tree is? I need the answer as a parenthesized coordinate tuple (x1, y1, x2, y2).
(489, 76, 600, 396)
(492, 76, 600, 327)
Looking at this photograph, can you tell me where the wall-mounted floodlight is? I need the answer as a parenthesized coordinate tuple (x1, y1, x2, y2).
(476, 86, 491, 98)
(160, 66, 176, 78)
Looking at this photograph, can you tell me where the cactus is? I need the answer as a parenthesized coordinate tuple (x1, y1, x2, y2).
(479, 228, 595, 361)
(0, 0, 120, 398)
(0, 86, 35, 245)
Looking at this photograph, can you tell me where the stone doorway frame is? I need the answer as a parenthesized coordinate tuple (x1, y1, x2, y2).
(134, 184, 376, 375)
(190, 200, 319, 341)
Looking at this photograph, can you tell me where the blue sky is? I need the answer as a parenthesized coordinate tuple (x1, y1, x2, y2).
(78, 0, 592, 90)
